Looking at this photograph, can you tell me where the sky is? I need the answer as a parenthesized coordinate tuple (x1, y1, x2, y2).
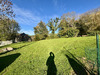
(12, 0, 100, 35)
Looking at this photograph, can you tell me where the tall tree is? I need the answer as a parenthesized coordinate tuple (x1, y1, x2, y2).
(0, 19, 20, 41)
(47, 17, 59, 38)
(75, 11, 100, 36)
(0, 0, 15, 20)
(58, 12, 79, 37)
(58, 19, 79, 37)
(61, 12, 77, 28)
(34, 21, 48, 40)
(58, 19, 69, 37)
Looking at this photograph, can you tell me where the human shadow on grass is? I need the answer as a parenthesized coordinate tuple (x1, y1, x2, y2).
(0, 43, 31, 55)
(46, 52, 57, 75)
(65, 50, 93, 75)
(0, 53, 21, 72)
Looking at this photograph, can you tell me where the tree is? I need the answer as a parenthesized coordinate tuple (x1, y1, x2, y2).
(58, 19, 69, 37)
(9, 19, 20, 42)
(58, 19, 79, 37)
(0, 0, 18, 42)
(75, 11, 100, 36)
(34, 21, 48, 40)
(61, 12, 76, 28)
(47, 17, 59, 38)
(0, 0, 15, 20)
(0, 19, 20, 41)
(58, 12, 79, 37)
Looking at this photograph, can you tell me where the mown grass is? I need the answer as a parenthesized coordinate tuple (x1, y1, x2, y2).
(0, 36, 98, 75)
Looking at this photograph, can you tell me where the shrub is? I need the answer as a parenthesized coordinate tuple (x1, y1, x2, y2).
(59, 28, 79, 38)
(34, 34, 48, 41)
(87, 31, 100, 36)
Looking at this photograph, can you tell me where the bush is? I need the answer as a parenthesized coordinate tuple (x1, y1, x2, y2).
(34, 34, 40, 41)
(87, 31, 100, 36)
(67, 28, 79, 37)
(46, 34, 59, 39)
(58, 28, 79, 38)
(34, 34, 48, 41)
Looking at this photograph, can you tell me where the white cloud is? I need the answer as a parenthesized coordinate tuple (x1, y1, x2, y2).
(13, 4, 41, 26)
(12, 4, 60, 35)
(19, 29, 34, 35)
(13, 4, 60, 26)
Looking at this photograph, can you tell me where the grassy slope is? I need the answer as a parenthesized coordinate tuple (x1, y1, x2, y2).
(0, 36, 97, 75)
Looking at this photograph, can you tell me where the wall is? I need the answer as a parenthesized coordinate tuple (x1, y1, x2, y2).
(0, 40, 12, 46)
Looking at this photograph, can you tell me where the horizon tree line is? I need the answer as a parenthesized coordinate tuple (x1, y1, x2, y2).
(1, 0, 100, 41)
(34, 10, 100, 40)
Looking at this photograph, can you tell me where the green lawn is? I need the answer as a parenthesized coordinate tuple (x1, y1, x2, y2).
(0, 36, 98, 75)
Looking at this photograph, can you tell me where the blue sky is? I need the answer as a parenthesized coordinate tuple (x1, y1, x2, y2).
(12, 0, 100, 35)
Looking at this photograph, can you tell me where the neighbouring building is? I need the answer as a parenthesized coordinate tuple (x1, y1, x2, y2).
(15, 33, 32, 42)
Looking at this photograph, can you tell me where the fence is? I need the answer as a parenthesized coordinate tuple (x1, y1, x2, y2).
(85, 33, 100, 74)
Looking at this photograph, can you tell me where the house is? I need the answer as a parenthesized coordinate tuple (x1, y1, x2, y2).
(15, 33, 32, 42)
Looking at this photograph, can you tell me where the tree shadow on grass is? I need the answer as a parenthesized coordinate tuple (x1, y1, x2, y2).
(0, 51, 8, 56)
(0, 43, 31, 55)
(65, 50, 93, 75)
(46, 52, 57, 75)
(0, 53, 21, 72)
(13, 44, 31, 50)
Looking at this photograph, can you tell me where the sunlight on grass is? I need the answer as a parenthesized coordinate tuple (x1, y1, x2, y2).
(0, 36, 98, 75)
